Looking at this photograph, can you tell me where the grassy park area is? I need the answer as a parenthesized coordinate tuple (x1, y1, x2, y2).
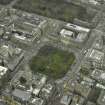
(29, 45, 75, 79)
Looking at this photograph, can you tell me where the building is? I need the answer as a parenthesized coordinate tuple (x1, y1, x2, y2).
(12, 88, 31, 103)
(96, 83, 105, 90)
(11, 21, 42, 45)
(60, 92, 73, 105)
(0, 8, 13, 27)
(92, 35, 103, 50)
(10, 71, 47, 97)
(60, 23, 90, 45)
(71, 95, 85, 105)
(75, 80, 92, 98)
(9, 9, 48, 45)
(0, 66, 8, 79)
(9, 70, 49, 104)
(60, 29, 75, 44)
(0, 101, 7, 105)
(0, 44, 24, 71)
(39, 82, 55, 101)
(72, 0, 101, 6)
(97, 90, 105, 105)
(91, 69, 105, 84)
(63, 73, 78, 92)
(86, 101, 96, 105)
(88, 0, 99, 5)
(29, 97, 45, 105)
(65, 23, 90, 33)
(60, 29, 75, 38)
(32, 73, 47, 96)
(0, 8, 49, 45)
(10, 71, 26, 88)
(75, 32, 88, 43)
(86, 48, 104, 64)
(0, 45, 14, 59)
(0, 66, 9, 88)
(0, 44, 22, 60)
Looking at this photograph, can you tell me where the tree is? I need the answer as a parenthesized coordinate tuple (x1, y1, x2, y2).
(19, 77, 27, 84)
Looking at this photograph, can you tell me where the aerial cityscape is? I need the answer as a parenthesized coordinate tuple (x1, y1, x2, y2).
(0, 0, 105, 105)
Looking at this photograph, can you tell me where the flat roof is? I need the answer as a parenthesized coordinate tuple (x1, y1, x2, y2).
(60, 95, 72, 105)
(0, 101, 6, 105)
(12, 89, 31, 102)
(86, 49, 104, 61)
(91, 69, 105, 81)
(0, 66, 8, 78)
(30, 97, 44, 105)
(66, 23, 90, 33)
(76, 32, 87, 42)
(97, 90, 105, 105)
(60, 29, 74, 37)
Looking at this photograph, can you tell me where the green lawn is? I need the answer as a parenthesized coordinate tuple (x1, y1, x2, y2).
(29, 45, 75, 79)
(14, 0, 93, 22)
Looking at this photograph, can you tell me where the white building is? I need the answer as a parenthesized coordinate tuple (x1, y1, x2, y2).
(0, 44, 22, 60)
(86, 48, 104, 63)
(97, 90, 105, 105)
(60, 29, 75, 44)
(91, 69, 105, 83)
(66, 23, 90, 33)
(60, 23, 90, 44)
(60, 29, 74, 38)
(30, 97, 45, 105)
(0, 66, 8, 79)
(32, 73, 47, 96)
(10, 9, 48, 45)
(60, 93, 72, 105)
(88, 0, 99, 5)
(75, 32, 88, 43)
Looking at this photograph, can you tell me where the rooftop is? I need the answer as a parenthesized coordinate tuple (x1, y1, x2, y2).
(60, 29, 74, 38)
(97, 90, 105, 105)
(91, 69, 105, 83)
(60, 93, 72, 105)
(86, 49, 104, 62)
(0, 44, 22, 59)
(0, 66, 8, 79)
(30, 97, 45, 105)
(12, 89, 31, 102)
(60, 23, 90, 43)
(66, 23, 90, 33)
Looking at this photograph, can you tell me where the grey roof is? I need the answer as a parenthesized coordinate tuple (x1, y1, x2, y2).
(30, 97, 44, 105)
(86, 101, 96, 105)
(0, 101, 7, 105)
(97, 90, 105, 105)
(60, 95, 72, 105)
(12, 89, 31, 102)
